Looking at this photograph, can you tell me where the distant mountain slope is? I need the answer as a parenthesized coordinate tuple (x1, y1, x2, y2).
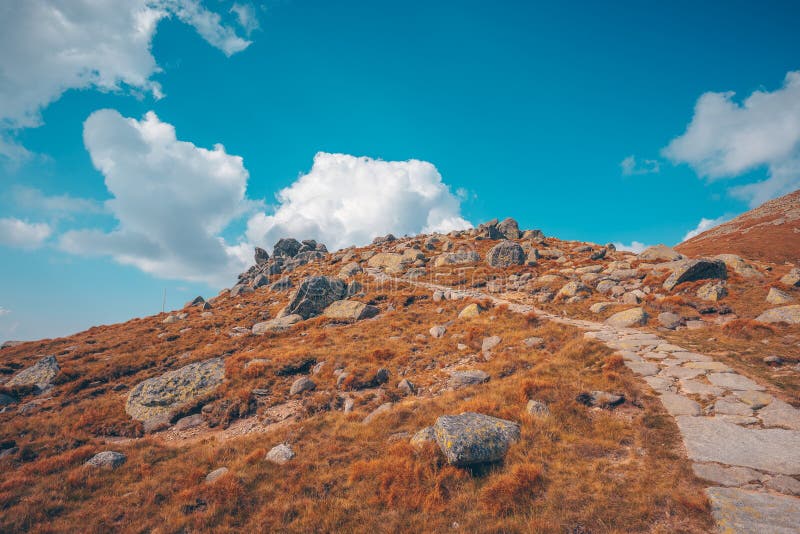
(676, 189, 800, 265)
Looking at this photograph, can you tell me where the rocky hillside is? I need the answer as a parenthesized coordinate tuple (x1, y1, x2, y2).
(2, 217, 799, 532)
(676, 188, 800, 265)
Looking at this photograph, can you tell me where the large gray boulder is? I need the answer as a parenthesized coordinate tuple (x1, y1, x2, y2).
(252, 314, 303, 334)
(663, 258, 727, 291)
(85, 451, 127, 469)
(638, 244, 683, 262)
(254, 247, 270, 265)
(433, 250, 480, 267)
(125, 358, 224, 422)
(486, 240, 525, 267)
(323, 300, 379, 322)
(605, 307, 648, 328)
(281, 276, 347, 319)
(496, 217, 521, 239)
(433, 412, 520, 465)
(273, 238, 302, 258)
(7, 355, 59, 390)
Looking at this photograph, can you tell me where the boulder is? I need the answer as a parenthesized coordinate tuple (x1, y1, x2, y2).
(273, 238, 302, 258)
(714, 254, 762, 278)
(125, 358, 224, 422)
(372, 234, 396, 245)
(323, 300, 379, 322)
(7, 355, 59, 390)
(525, 400, 549, 417)
(429, 325, 447, 338)
(767, 287, 794, 305)
(576, 390, 625, 408)
(663, 259, 727, 291)
(638, 244, 683, 262)
(173, 414, 204, 431)
(265, 443, 295, 464)
(338, 261, 363, 278)
(481, 336, 502, 353)
(486, 240, 525, 267)
(496, 217, 521, 239)
(282, 276, 347, 319)
(363, 402, 393, 424)
(697, 281, 728, 301)
(457, 303, 482, 319)
(290, 377, 316, 395)
(756, 305, 800, 325)
(605, 307, 648, 328)
(185, 296, 205, 308)
(345, 280, 363, 297)
(410, 426, 437, 447)
(780, 268, 800, 287)
(254, 247, 270, 265)
(658, 311, 683, 329)
(522, 229, 544, 240)
(269, 276, 293, 292)
(433, 412, 520, 466)
(368, 252, 408, 273)
(590, 302, 615, 314)
(447, 369, 490, 388)
(476, 219, 503, 239)
(433, 250, 480, 267)
(205, 467, 229, 483)
(397, 379, 416, 394)
(556, 281, 591, 299)
(85, 451, 127, 469)
(252, 314, 302, 334)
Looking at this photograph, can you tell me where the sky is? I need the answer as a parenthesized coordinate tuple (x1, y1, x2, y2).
(1, 0, 799, 341)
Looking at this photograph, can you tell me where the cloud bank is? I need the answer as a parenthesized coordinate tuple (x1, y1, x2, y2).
(0, 218, 52, 249)
(681, 215, 729, 242)
(60, 110, 254, 286)
(0, 0, 252, 160)
(245, 152, 473, 252)
(663, 70, 800, 207)
(612, 241, 650, 254)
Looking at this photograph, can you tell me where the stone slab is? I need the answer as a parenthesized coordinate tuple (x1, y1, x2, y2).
(706, 486, 800, 534)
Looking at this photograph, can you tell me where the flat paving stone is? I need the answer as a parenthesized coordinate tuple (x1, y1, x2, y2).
(644, 376, 674, 393)
(684, 361, 733, 372)
(735, 390, 773, 410)
(660, 392, 702, 416)
(758, 399, 800, 430)
(625, 361, 660, 376)
(679, 378, 724, 397)
(671, 351, 713, 362)
(692, 463, 765, 486)
(764, 475, 800, 496)
(661, 366, 706, 380)
(677, 416, 800, 475)
(707, 373, 765, 391)
(706, 486, 800, 534)
(654, 343, 685, 352)
(715, 397, 754, 416)
(641, 351, 669, 360)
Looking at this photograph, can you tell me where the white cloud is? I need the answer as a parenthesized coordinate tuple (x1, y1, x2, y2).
(245, 152, 473, 252)
(620, 155, 660, 176)
(0, 217, 52, 249)
(11, 186, 106, 216)
(231, 3, 260, 36)
(0, 307, 10, 316)
(59, 109, 254, 286)
(612, 241, 650, 254)
(681, 215, 729, 242)
(0, 0, 251, 161)
(663, 70, 800, 207)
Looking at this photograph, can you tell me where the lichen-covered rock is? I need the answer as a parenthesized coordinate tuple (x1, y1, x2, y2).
(576, 390, 625, 408)
(282, 276, 347, 319)
(556, 281, 591, 299)
(447, 369, 490, 388)
(663, 258, 727, 291)
(433, 412, 520, 466)
(486, 240, 525, 267)
(273, 237, 302, 258)
(756, 305, 800, 324)
(205, 467, 229, 483)
(767, 287, 794, 305)
(126, 358, 224, 422)
(458, 303, 482, 319)
(526, 399, 549, 417)
(697, 281, 728, 301)
(714, 254, 762, 278)
(429, 325, 447, 338)
(433, 250, 480, 267)
(252, 314, 302, 334)
(780, 267, 800, 287)
(658, 311, 683, 329)
(289, 377, 316, 395)
(323, 300, 379, 322)
(265, 443, 295, 464)
(410, 426, 436, 447)
(638, 244, 683, 262)
(7, 355, 59, 390)
(496, 217, 521, 239)
(85, 451, 126, 469)
(367, 252, 409, 274)
(605, 307, 648, 328)
(338, 261, 363, 278)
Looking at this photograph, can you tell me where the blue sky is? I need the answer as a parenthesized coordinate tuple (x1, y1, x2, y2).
(1, 0, 799, 341)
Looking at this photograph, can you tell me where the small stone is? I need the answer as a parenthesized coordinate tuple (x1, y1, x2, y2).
(696, 281, 728, 302)
(481, 335, 502, 353)
(85, 451, 127, 469)
(410, 426, 437, 447)
(205, 467, 229, 483)
(363, 402, 393, 424)
(458, 303, 482, 319)
(764, 355, 784, 365)
(523, 337, 544, 348)
(525, 399, 549, 417)
(447, 370, 490, 389)
(590, 302, 615, 314)
(767, 287, 794, 305)
(605, 307, 648, 328)
(265, 444, 295, 464)
(397, 379, 416, 394)
(289, 377, 316, 395)
(429, 325, 447, 338)
(659, 392, 701, 416)
(576, 390, 624, 408)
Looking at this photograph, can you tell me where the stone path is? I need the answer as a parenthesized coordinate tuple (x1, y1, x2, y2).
(368, 269, 800, 533)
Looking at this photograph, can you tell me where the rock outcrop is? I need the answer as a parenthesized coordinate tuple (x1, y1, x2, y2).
(433, 412, 520, 466)
(7, 355, 59, 390)
(663, 259, 727, 291)
(486, 240, 525, 267)
(281, 276, 347, 319)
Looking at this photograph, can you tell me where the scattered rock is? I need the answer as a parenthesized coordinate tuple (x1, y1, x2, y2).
(397, 379, 416, 395)
(448, 369, 490, 389)
(368, 252, 408, 274)
(85, 451, 127, 469)
(496, 217, 521, 239)
(706, 487, 800, 533)
(639, 244, 683, 262)
(657, 312, 683, 330)
(254, 246, 270, 264)
(185, 296, 205, 308)
(692, 463, 764, 486)
(273, 238, 302, 258)
(7, 355, 59, 390)
(323, 300, 379, 322)
(205, 467, 229, 483)
(434, 250, 480, 267)
(525, 399, 549, 417)
(433, 412, 520, 466)
(590, 302, 615, 314)
(485, 240, 525, 267)
(410, 426, 437, 447)
(756, 305, 800, 324)
(429, 325, 447, 338)
(252, 314, 303, 334)
(697, 281, 728, 301)
(338, 262, 363, 278)
(523, 337, 544, 348)
(173, 414, 204, 431)
(363, 402, 393, 424)
(663, 258, 727, 291)
(556, 281, 591, 299)
(780, 267, 800, 287)
(458, 303, 482, 319)
(576, 390, 624, 408)
(481, 336, 502, 353)
(605, 307, 648, 328)
(767, 287, 794, 305)
(282, 276, 347, 319)
(714, 254, 762, 278)
(125, 358, 225, 422)
(265, 444, 295, 464)
(290, 377, 316, 395)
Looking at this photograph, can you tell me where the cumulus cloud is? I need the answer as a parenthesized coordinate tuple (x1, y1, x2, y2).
(620, 155, 660, 176)
(0, 217, 52, 249)
(681, 215, 729, 242)
(231, 3, 260, 36)
(0, 0, 251, 160)
(663, 70, 800, 206)
(612, 241, 650, 254)
(245, 152, 473, 252)
(59, 109, 254, 286)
